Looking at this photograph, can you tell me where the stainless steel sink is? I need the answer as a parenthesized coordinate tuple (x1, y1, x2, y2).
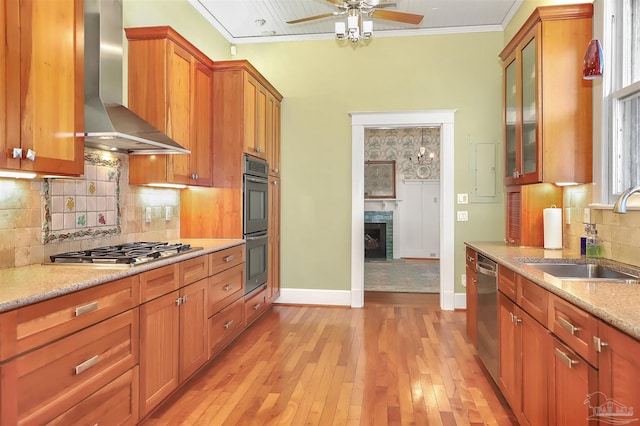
(525, 262, 639, 282)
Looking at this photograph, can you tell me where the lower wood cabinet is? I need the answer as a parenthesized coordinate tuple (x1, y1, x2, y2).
(597, 321, 640, 424)
(1, 309, 138, 425)
(209, 298, 244, 358)
(549, 337, 597, 425)
(49, 366, 139, 426)
(245, 284, 269, 326)
(492, 261, 640, 426)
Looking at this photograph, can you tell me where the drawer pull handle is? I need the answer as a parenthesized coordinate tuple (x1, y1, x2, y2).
(224, 255, 235, 263)
(593, 336, 609, 352)
(75, 302, 99, 317)
(224, 320, 234, 329)
(555, 348, 578, 369)
(224, 284, 233, 292)
(75, 355, 99, 375)
(253, 303, 262, 311)
(557, 316, 579, 335)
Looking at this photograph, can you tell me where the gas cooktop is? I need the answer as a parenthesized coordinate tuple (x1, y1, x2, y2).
(48, 242, 200, 266)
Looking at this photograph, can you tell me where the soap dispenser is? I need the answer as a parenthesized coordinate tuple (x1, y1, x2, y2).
(580, 223, 591, 256)
(586, 225, 603, 259)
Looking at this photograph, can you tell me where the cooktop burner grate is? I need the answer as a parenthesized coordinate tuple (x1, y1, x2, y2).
(49, 242, 196, 265)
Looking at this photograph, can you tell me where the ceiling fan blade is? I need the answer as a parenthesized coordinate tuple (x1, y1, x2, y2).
(372, 9, 424, 25)
(326, 0, 347, 5)
(287, 13, 337, 24)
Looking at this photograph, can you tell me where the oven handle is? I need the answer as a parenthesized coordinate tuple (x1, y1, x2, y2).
(245, 234, 268, 241)
(245, 176, 268, 184)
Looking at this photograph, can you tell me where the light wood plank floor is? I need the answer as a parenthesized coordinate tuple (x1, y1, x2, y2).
(142, 293, 517, 425)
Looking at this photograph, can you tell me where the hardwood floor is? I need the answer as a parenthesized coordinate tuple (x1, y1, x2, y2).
(142, 293, 517, 425)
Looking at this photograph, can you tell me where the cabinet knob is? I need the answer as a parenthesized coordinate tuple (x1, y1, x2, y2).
(467, 256, 475, 262)
(26, 149, 36, 161)
(273, 168, 279, 173)
(253, 303, 262, 311)
(224, 320, 234, 329)
(11, 148, 23, 159)
(255, 146, 263, 153)
(191, 173, 199, 180)
(512, 171, 521, 178)
(273, 180, 279, 186)
(223, 284, 233, 292)
(471, 278, 477, 284)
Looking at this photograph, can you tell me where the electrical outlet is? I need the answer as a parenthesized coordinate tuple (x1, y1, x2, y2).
(565, 208, 571, 225)
(145, 207, 151, 223)
(461, 274, 467, 287)
(584, 208, 591, 224)
(165, 206, 172, 221)
(457, 211, 468, 221)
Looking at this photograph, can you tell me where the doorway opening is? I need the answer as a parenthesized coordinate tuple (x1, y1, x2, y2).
(350, 110, 456, 309)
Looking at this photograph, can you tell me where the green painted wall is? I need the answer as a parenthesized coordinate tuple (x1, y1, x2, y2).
(124, 0, 588, 296)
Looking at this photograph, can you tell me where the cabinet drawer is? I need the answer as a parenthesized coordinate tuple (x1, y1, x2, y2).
(140, 263, 179, 303)
(244, 285, 268, 326)
(209, 297, 244, 357)
(516, 276, 548, 325)
(4, 309, 138, 425)
(0, 276, 138, 361)
(208, 264, 244, 316)
(549, 294, 598, 367)
(48, 366, 139, 426)
(180, 255, 209, 286)
(210, 245, 244, 275)
(498, 265, 517, 301)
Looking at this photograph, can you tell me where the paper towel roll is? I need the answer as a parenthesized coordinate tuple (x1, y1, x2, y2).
(543, 207, 563, 249)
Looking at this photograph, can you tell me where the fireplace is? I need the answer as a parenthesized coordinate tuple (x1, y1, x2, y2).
(364, 211, 393, 260)
(364, 223, 387, 259)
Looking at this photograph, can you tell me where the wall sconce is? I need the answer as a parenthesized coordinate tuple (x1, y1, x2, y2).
(583, 39, 603, 80)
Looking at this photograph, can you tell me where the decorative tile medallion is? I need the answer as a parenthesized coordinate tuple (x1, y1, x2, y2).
(42, 153, 122, 243)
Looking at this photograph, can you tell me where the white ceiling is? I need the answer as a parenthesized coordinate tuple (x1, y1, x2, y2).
(189, 0, 523, 44)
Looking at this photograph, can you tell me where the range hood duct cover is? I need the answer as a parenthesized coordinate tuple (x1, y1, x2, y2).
(83, 0, 189, 155)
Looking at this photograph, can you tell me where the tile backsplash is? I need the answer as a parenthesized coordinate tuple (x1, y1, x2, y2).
(564, 184, 640, 267)
(0, 149, 181, 270)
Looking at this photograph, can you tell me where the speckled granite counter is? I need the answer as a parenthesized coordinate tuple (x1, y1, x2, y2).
(0, 239, 243, 313)
(466, 241, 640, 341)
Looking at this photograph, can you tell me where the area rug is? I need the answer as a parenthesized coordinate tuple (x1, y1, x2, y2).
(364, 259, 440, 293)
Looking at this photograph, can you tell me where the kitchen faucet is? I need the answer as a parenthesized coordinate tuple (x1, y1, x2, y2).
(612, 185, 640, 213)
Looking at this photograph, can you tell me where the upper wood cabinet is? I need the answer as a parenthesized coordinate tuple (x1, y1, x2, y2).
(500, 4, 593, 185)
(126, 26, 213, 187)
(0, 0, 84, 176)
(211, 60, 283, 168)
(506, 183, 562, 246)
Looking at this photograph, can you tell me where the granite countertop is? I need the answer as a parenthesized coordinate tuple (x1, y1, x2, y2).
(466, 241, 640, 340)
(0, 239, 244, 313)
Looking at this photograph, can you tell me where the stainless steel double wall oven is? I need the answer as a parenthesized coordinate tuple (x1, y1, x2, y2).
(243, 155, 269, 295)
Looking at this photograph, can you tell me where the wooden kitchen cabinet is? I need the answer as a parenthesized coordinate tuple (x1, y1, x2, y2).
(596, 321, 640, 423)
(211, 61, 282, 162)
(268, 175, 281, 303)
(139, 290, 179, 417)
(500, 4, 593, 185)
(126, 26, 213, 187)
(549, 337, 597, 425)
(178, 278, 208, 382)
(0, 0, 84, 176)
(506, 183, 562, 246)
(465, 247, 478, 346)
(267, 93, 282, 177)
(498, 277, 551, 426)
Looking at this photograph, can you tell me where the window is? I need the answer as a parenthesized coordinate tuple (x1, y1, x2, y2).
(607, 0, 640, 197)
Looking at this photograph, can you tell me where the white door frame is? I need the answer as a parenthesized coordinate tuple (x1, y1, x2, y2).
(350, 110, 456, 309)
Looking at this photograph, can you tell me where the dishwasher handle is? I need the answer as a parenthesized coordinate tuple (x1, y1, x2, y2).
(476, 263, 497, 277)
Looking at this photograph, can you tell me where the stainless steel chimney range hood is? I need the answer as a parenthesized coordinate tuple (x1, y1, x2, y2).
(83, 0, 189, 155)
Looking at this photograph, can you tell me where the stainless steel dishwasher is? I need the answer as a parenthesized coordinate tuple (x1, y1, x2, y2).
(476, 254, 498, 383)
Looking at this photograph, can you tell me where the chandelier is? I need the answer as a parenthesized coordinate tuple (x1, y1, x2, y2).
(334, 8, 373, 43)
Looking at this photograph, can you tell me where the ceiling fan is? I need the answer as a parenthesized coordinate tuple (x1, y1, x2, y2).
(287, 0, 424, 43)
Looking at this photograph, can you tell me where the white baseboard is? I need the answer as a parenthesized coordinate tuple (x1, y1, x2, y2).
(275, 289, 469, 310)
(455, 292, 467, 309)
(274, 288, 352, 306)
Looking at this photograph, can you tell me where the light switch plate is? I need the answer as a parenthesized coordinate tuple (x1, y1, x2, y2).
(165, 206, 172, 221)
(457, 211, 468, 221)
(145, 207, 151, 223)
(457, 193, 469, 204)
(584, 208, 591, 224)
